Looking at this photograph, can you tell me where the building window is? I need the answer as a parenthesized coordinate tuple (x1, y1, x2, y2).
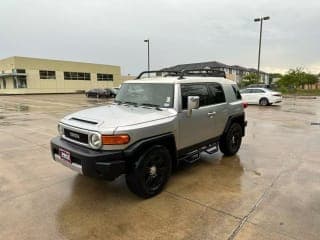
(39, 70, 56, 79)
(16, 69, 26, 74)
(97, 73, 113, 81)
(14, 76, 27, 88)
(13, 69, 27, 88)
(2, 79, 6, 89)
(64, 72, 91, 80)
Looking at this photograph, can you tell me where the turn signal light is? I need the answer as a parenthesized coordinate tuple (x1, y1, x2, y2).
(102, 134, 130, 145)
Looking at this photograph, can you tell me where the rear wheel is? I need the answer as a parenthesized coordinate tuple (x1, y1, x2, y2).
(219, 123, 242, 156)
(126, 145, 172, 198)
(259, 98, 269, 106)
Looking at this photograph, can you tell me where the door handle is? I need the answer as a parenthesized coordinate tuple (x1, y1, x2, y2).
(208, 112, 216, 118)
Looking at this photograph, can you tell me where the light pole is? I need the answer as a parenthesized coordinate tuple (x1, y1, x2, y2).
(144, 39, 150, 75)
(254, 16, 270, 82)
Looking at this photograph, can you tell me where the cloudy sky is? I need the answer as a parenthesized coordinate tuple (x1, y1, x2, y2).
(1, 0, 319, 75)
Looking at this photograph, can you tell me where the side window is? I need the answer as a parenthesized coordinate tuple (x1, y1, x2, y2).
(250, 89, 265, 93)
(231, 85, 242, 100)
(181, 84, 210, 109)
(208, 83, 226, 104)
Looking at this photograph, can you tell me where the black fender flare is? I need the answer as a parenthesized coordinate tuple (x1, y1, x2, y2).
(223, 113, 247, 137)
(123, 133, 177, 169)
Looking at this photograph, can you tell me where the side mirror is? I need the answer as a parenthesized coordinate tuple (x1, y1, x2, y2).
(187, 96, 200, 117)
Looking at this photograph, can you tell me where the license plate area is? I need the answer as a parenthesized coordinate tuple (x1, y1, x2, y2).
(59, 148, 71, 163)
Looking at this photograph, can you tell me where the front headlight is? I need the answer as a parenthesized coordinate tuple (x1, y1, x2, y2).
(89, 133, 102, 149)
(57, 124, 64, 136)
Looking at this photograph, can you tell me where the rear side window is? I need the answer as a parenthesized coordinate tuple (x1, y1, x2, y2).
(250, 89, 265, 93)
(181, 84, 210, 109)
(208, 83, 226, 104)
(232, 85, 242, 100)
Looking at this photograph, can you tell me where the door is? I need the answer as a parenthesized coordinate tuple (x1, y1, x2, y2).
(178, 83, 217, 150)
(240, 89, 253, 103)
(207, 83, 228, 136)
(250, 88, 266, 104)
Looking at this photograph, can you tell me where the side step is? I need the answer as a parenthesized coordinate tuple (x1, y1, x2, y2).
(179, 150, 200, 164)
(202, 143, 218, 154)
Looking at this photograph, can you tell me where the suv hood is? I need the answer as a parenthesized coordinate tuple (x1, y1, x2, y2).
(61, 104, 176, 132)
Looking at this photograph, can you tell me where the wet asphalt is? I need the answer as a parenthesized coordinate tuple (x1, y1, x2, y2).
(0, 94, 319, 240)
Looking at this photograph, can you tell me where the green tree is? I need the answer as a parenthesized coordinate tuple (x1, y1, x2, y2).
(241, 73, 259, 87)
(277, 68, 318, 90)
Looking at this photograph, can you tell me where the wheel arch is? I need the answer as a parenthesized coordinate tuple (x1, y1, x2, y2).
(124, 133, 178, 169)
(223, 113, 247, 137)
(259, 97, 269, 105)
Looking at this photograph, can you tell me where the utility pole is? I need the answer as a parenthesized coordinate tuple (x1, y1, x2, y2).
(254, 16, 270, 82)
(144, 39, 150, 76)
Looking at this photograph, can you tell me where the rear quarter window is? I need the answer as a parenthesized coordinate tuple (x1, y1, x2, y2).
(232, 85, 242, 100)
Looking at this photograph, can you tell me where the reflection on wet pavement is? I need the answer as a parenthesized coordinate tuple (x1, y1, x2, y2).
(0, 94, 320, 240)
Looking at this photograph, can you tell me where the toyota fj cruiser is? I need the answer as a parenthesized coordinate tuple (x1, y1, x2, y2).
(50, 69, 247, 198)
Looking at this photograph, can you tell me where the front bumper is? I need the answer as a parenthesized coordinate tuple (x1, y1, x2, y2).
(270, 96, 283, 104)
(50, 137, 126, 180)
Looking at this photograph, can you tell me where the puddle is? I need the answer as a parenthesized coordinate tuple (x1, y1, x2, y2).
(283, 108, 316, 115)
(0, 103, 30, 112)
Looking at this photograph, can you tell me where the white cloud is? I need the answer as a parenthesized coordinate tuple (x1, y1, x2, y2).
(0, 0, 319, 75)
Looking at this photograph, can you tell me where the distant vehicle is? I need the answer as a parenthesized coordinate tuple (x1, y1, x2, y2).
(240, 87, 282, 106)
(85, 88, 110, 98)
(246, 83, 270, 89)
(108, 87, 120, 97)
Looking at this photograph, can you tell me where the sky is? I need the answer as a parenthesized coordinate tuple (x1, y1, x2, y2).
(1, 0, 319, 75)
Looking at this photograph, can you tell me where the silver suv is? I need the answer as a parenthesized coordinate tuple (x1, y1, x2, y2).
(50, 69, 247, 198)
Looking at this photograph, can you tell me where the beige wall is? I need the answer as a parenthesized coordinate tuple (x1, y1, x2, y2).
(0, 56, 122, 94)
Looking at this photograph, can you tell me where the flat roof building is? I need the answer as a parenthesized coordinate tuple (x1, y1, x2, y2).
(0, 56, 121, 94)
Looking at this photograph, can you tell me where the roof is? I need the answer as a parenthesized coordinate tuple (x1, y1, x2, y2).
(124, 76, 235, 85)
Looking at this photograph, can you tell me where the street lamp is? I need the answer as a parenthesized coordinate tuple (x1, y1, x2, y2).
(254, 16, 270, 82)
(144, 39, 150, 75)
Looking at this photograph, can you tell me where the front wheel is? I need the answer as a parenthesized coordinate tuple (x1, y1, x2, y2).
(219, 123, 242, 156)
(126, 145, 172, 198)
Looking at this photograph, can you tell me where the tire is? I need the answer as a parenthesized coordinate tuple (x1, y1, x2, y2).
(125, 145, 172, 198)
(259, 98, 269, 106)
(219, 123, 242, 156)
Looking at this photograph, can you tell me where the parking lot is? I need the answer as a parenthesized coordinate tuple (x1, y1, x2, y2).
(0, 94, 319, 240)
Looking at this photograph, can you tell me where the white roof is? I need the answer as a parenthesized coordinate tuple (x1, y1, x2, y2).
(124, 76, 235, 85)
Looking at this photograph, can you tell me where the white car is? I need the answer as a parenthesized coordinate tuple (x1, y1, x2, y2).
(240, 88, 282, 106)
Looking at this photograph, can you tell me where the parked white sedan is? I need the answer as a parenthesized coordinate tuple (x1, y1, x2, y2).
(240, 88, 282, 106)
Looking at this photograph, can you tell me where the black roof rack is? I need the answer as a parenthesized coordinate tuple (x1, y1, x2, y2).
(136, 68, 226, 80)
(136, 70, 181, 79)
(180, 69, 226, 78)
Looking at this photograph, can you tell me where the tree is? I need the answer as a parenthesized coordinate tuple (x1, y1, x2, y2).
(241, 73, 259, 87)
(277, 68, 318, 90)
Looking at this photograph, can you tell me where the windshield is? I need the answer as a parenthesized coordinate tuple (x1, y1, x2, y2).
(115, 83, 174, 108)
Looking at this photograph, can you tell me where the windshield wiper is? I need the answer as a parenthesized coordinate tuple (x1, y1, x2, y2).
(123, 101, 138, 106)
(140, 103, 162, 111)
(114, 100, 138, 106)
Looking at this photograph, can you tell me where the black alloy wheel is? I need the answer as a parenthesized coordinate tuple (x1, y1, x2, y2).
(126, 145, 172, 198)
(219, 123, 242, 156)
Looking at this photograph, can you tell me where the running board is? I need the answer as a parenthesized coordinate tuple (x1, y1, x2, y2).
(202, 143, 218, 154)
(179, 150, 200, 164)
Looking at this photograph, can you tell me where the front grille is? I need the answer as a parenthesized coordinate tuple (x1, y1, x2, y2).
(64, 129, 89, 144)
